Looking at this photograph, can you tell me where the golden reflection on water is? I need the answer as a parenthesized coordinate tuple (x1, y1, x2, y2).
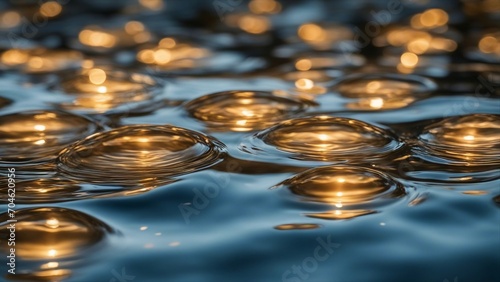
(56, 69, 159, 114)
(0, 49, 83, 73)
(333, 74, 436, 110)
(250, 116, 402, 163)
(418, 114, 500, 166)
(0, 111, 100, 162)
(79, 21, 151, 50)
(185, 90, 315, 132)
(275, 166, 406, 220)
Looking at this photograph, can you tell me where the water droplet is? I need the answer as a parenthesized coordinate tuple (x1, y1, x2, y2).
(185, 90, 315, 132)
(416, 114, 500, 166)
(0, 110, 101, 163)
(332, 73, 436, 110)
(274, 166, 406, 220)
(0, 207, 115, 260)
(57, 125, 226, 187)
(52, 69, 162, 115)
(240, 116, 403, 165)
(274, 223, 321, 230)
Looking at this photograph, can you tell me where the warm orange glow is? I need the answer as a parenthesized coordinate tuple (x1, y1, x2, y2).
(249, 0, 281, 14)
(366, 81, 382, 93)
(295, 78, 314, 90)
(407, 38, 430, 54)
(412, 9, 449, 29)
(46, 218, 60, 228)
(0, 11, 21, 28)
(295, 59, 312, 71)
(401, 52, 419, 68)
(153, 49, 172, 64)
(159, 37, 176, 48)
(238, 15, 270, 34)
(1, 49, 29, 65)
(298, 23, 326, 42)
(40, 1, 62, 18)
(139, 0, 164, 10)
(479, 35, 499, 54)
(125, 21, 145, 35)
(137, 49, 155, 64)
(79, 29, 118, 48)
(88, 68, 107, 85)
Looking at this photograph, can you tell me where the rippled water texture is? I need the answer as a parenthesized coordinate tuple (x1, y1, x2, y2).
(0, 1, 499, 282)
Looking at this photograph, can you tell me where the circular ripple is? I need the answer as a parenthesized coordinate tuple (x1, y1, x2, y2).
(274, 166, 406, 220)
(416, 114, 500, 166)
(0, 207, 114, 260)
(332, 73, 437, 110)
(53, 69, 162, 115)
(0, 110, 101, 163)
(57, 125, 226, 186)
(185, 90, 315, 131)
(240, 116, 403, 165)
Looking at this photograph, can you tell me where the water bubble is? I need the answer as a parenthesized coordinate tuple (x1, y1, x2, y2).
(240, 116, 404, 165)
(331, 73, 437, 110)
(0, 110, 101, 163)
(273, 166, 406, 220)
(416, 114, 500, 166)
(57, 125, 226, 187)
(0, 207, 115, 260)
(51, 69, 163, 115)
(185, 90, 315, 132)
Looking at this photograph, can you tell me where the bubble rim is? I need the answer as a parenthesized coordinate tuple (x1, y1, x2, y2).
(239, 115, 406, 166)
(56, 124, 227, 186)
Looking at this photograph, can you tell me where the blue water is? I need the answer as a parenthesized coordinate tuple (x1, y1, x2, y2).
(0, 0, 499, 281)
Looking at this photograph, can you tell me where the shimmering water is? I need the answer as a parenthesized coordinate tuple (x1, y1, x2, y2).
(0, 1, 499, 282)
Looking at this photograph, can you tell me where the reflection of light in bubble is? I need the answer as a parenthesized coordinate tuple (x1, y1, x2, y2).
(417, 114, 500, 166)
(240, 116, 403, 164)
(274, 166, 406, 220)
(53, 69, 161, 114)
(0, 110, 101, 163)
(0, 207, 115, 260)
(57, 125, 226, 186)
(185, 90, 315, 132)
(333, 73, 436, 110)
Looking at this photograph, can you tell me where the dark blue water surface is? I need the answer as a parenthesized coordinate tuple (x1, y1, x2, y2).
(0, 0, 499, 282)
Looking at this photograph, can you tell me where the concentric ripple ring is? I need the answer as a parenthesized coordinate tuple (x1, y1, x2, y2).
(184, 90, 316, 131)
(240, 116, 404, 165)
(273, 165, 406, 220)
(415, 114, 500, 166)
(57, 125, 226, 186)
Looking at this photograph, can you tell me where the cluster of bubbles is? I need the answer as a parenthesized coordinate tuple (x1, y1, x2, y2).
(0, 0, 498, 280)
